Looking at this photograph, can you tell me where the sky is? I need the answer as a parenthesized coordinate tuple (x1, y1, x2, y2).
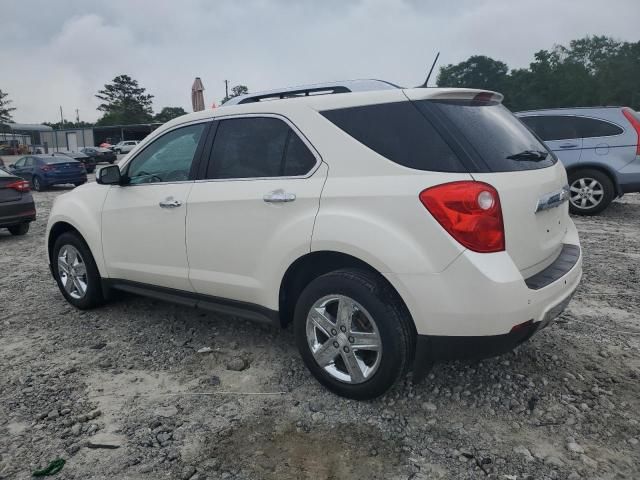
(1, 0, 639, 124)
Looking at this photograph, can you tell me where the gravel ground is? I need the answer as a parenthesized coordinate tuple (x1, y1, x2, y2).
(0, 174, 638, 480)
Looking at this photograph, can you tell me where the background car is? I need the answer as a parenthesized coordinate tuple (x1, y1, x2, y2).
(80, 147, 117, 164)
(112, 140, 139, 154)
(517, 107, 640, 215)
(60, 151, 97, 173)
(0, 167, 35, 235)
(9, 154, 87, 191)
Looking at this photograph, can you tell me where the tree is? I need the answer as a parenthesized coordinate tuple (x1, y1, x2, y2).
(437, 56, 509, 92)
(154, 107, 188, 123)
(95, 75, 154, 126)
(43, 120, 94, 129)
(221, 85, 248, 105)
(0, 89, 16, 124)
(436, 36, 640, 111)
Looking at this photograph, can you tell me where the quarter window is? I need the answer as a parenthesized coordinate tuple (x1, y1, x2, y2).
(205, 117, 316, 179)
(126, 123, 206, 184)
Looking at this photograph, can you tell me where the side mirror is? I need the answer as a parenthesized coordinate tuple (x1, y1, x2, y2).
(96, 165, 122, 185)
(9, 164, 15, 169)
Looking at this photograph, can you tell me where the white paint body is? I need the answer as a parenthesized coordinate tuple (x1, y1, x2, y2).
(46, 87, 581, 338)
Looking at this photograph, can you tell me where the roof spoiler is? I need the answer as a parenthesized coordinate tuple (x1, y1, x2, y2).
(404, 88, 504, 104)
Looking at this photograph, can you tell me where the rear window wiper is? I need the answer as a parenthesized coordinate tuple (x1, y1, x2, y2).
(506, 150, 548, 161)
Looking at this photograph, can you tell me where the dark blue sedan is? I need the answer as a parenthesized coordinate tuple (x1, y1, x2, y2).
(9, 154, 87, 191)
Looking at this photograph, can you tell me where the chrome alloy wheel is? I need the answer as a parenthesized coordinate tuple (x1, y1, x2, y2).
(306, 294, 382, 384)
(57, 245, 88, 299)
(570, 177, 604, 210)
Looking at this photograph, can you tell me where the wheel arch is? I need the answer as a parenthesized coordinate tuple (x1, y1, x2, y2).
(566, 163, 622, 196)
(278, 250, 415, 332)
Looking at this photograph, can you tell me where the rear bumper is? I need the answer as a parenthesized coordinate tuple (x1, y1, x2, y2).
(385, 222, 582, 376)
(0, 195, 36, 227)
(42, 174, 87, 186)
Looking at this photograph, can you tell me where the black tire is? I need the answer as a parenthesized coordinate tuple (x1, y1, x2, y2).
(568, 169, 614, 215)
(32, 176, 44, 192)
(294, 269, 415, 400)
(8, 223, 29, 236)
(52, 231, 105, 309)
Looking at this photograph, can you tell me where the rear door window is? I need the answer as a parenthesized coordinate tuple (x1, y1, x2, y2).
(521, 115, 623, 140)
(205, 117, 317, 179)
(321, 102, 466, 172)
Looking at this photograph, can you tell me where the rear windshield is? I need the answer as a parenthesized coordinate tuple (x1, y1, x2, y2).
(321, 99, 556, 173)
(43, 156, 79, 164)
(415, 100, 556, 172)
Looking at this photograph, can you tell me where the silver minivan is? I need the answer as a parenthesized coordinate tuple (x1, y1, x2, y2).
(517, 107, 640, 214)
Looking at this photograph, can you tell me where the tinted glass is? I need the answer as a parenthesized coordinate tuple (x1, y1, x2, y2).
(284, 133, 316, 176)
(43, 156, 78, 164)
(521, 115, 623, 141)
(321, 102, 465, 172)
(575, 117, 623, 138)
(127, 123, 205, 184)
(25, 158, 34, 167)
(418, 100, 555, 172)
(13, 158, 25, 167)
(206, 117, 315, 179)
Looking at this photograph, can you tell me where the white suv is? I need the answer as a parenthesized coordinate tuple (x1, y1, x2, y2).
(113, 140, 139, 154)
(46, 84, 582, 399)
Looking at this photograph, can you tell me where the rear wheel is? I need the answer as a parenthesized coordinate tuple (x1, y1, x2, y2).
(52, 232, 105, 309)
(294, 269, 414, 400)
(8, 223, 29, 236)
(568, 169, 614, 215)
(32, 176, 43, 192)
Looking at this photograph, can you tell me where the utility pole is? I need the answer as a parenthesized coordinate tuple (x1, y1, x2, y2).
(224, 80, 229, 100)
(59, 106, 65, 126)
(75, 108, 80, 124)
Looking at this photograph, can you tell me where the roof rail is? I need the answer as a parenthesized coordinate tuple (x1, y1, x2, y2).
(222, 79, 400, 106)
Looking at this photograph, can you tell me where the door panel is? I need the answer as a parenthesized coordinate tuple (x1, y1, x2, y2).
(102, 183, 195, 290)
(546, 138, 583, 168)
(186, 163, 328, 309)
(101, 122, 209, 290)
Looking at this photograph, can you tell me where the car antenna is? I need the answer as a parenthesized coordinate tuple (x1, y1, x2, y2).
(420, 51, 440, 88)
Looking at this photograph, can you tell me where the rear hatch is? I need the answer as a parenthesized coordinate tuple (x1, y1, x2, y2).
(405, 89, 570, 276)
(47, 158, 85, 175)
(0, 169, 23, 203)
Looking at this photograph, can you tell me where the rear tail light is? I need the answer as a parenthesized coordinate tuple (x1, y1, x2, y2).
(419, 181, 505, 253)
(7, 179, 31, 192)
(622, 107, 640, 155)
(41, 165, 54, 172)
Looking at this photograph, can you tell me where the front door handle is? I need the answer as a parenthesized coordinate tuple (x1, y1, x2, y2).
(263, 189, 296, 203)
(559, 143, 579, 149)
(159, 197, 182, 208)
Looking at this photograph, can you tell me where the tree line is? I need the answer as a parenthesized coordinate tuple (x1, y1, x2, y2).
(1, 74, 250, 129)
(437, 35, 640, 111)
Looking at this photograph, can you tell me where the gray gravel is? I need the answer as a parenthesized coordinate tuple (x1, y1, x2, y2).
(0, 176, 639, 479)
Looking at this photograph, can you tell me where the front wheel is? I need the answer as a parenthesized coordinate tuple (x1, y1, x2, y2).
(568, 169, 614, 215)
(294, 269, 415, 400)
(52, 232, 105, 309)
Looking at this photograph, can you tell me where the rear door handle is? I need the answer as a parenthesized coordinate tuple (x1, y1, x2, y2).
(159, 197, 182, 208)
(263, 189, 296, 203)
(559, 143, 579, 149)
